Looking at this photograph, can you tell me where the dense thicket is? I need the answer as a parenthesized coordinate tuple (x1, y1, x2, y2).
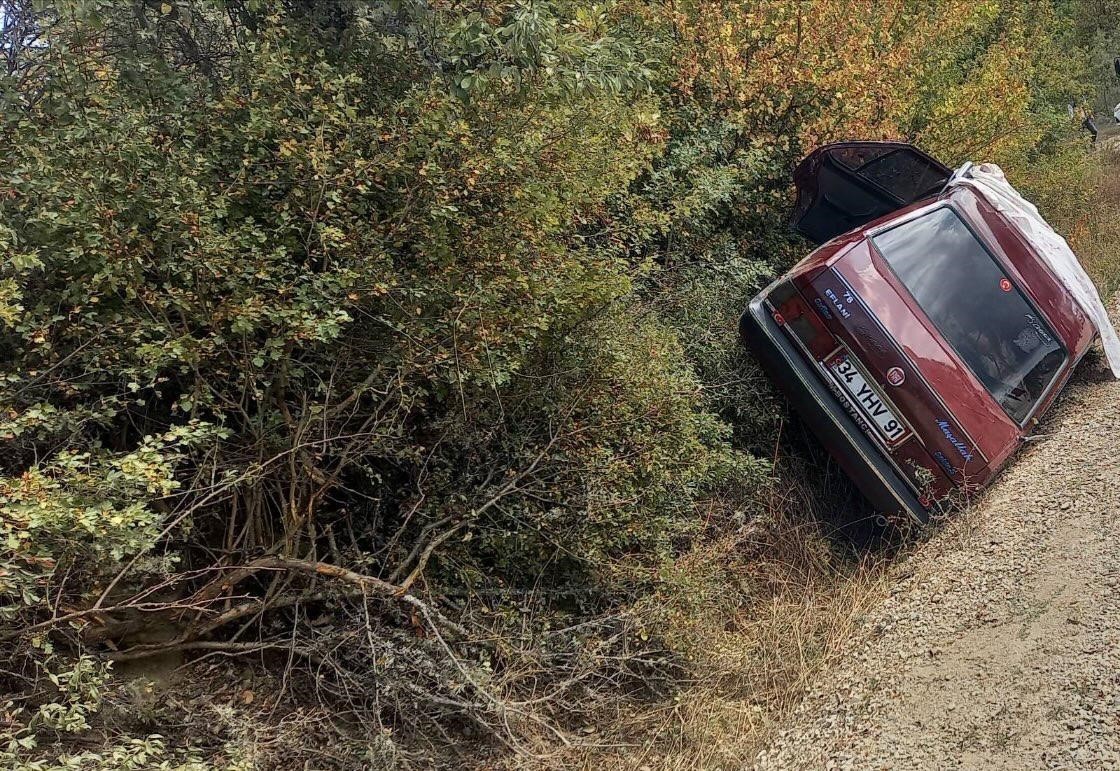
(0, 0, 1105, 767)
(1071, 0, 1120, 110)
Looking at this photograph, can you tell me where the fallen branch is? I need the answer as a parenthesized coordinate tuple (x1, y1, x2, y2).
(105, 640, 323, 664)
(247, 556, 472, 638)
(91, 555, 473, 663)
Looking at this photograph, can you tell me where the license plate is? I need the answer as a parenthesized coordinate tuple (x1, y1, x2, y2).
(826, 353, 908, 445)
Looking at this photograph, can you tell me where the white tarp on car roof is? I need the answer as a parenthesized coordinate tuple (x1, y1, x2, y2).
(949, 163, 1120, 379)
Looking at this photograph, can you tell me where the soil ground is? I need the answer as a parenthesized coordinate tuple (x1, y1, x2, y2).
(754, 302, 1120, 770)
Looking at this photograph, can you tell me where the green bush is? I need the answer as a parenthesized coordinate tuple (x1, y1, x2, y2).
(0, 0, 1103, 765)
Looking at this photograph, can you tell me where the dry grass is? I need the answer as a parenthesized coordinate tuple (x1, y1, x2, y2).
(527, 455, 896, 771)
(1069, 141, 1120, 297)
(532, 143, 1120, 771)
(633, 561, 891, 771)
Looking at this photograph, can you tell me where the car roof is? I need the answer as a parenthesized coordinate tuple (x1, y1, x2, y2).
(793, 184, 1096, 357)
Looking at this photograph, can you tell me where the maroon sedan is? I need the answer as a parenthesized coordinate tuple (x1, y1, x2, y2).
(741, 142, 1097, 523)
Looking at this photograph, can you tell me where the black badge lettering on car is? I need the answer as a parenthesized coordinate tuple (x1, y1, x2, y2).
(836, 361, 884, 414)
(813, 297, 834, 320)
(829, 384, 874, 436)
(856, 382, 889, 418)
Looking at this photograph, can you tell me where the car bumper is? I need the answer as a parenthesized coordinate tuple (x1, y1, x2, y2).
(740, 294, 929, 525)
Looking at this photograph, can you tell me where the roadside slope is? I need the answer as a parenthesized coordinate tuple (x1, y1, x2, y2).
(755, 305, 1120, 770)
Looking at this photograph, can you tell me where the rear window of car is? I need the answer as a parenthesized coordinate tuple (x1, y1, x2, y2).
(872, 207, 1066, 425)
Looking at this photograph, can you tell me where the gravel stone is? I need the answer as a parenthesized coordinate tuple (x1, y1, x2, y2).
(754, 303, 1120, 771)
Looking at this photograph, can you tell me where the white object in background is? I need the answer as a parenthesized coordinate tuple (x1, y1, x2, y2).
(949, 163, 1120, 379)
(1113, 102, 1120, 122)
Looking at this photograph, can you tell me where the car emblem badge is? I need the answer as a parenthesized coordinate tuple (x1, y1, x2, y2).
(886, 367, 906, 386)
(999, 277, 1012, 292)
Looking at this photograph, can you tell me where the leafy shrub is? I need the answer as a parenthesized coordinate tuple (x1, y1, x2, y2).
(0, 0, 1104, 766)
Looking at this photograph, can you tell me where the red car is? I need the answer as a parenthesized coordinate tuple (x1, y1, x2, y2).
(741, 142, 1096, 523)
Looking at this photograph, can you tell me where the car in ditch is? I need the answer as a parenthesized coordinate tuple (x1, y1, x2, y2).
(740, 141, 1099, 524)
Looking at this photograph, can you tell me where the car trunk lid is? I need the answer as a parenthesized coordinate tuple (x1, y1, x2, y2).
(796, 241, 1022, 493)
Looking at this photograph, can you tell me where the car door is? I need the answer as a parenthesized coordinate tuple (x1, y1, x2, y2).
(791, 142, 952, 245)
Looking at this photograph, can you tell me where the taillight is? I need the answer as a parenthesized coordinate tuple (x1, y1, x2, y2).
(767, 278, 836, 359)
(767, 278, 799, 309)
(785, 313, 819, 348)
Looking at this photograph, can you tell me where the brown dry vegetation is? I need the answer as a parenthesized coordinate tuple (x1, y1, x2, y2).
(553, 138, 1120, 771)
(539, 462, 894, 769)
(3, 3, 1118, 770)
(1071, 141, 1120, 296)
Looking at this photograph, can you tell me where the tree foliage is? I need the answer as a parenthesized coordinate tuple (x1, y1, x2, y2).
(0, 0, 1103, 766)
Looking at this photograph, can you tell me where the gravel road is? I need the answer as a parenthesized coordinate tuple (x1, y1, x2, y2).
(755, 309, 1120, 769)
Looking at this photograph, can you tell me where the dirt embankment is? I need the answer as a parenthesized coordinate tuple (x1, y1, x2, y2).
(754, 305, 1120, 769)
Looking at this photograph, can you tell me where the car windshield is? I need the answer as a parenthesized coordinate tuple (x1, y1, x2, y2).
(872, 207, 1066, 425)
